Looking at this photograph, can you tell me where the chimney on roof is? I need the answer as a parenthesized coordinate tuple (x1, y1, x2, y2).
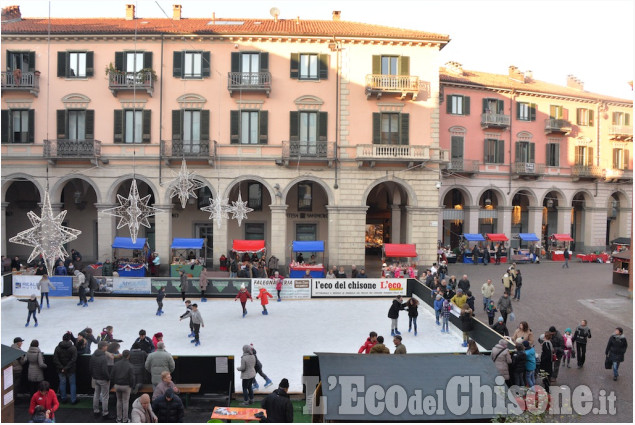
(508, 65, 524, 82)
(173, 4, 182, 20)
(1, 5, 22, 23)
(296, 16, 300, 24)
(445, 61, 464, 76)
(524, 70, 533, 83)
(566, 74, 584, 91)
(125, 4, 135, 21)
(332, 11, 341, 21)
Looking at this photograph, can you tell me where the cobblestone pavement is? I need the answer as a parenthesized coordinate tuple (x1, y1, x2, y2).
(448, 260, 632, 423)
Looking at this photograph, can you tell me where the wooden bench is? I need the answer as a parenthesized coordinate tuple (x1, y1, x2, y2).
(110, 383, 201, 407)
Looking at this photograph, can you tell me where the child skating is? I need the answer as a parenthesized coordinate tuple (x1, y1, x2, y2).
(250, 344, 273, 389)
(179, 300, 194, 337)
(18, 294, 41, 327)
(156, 287, 165, 315)
(36, 274, 55, 308)
(234, 284, 253, 318)
(441, 298, 451, 333)
(273, 271, 283, 302)
(180, 303, 204, 346)
(433, 294, 443, 326)
(256, 286, 273, 315)
(75, 270, 88, 307)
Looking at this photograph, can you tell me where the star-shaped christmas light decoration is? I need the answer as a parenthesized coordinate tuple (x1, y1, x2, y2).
(167, 159, 204, 209)
(201, 196, 230, 229)
(227, 192, 253, 227)
(102, 179, 161, 243)
(9, 191, 82, 276)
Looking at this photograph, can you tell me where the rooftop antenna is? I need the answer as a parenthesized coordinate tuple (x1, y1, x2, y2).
(270, 7, 280, 23)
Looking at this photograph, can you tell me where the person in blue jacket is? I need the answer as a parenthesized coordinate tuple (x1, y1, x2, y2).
(433, 294, 444, 326)
(523, 340, 537, 388)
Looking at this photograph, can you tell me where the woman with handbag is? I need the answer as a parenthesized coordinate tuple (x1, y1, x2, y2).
(605, 327, 628, 381)
(538, 333, 554, 392)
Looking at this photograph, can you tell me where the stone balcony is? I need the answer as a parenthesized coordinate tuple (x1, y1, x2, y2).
(512, 162, 545, 179)
(161, 140, 213, 165)
(365, 74, 430, 100)
(571, 165, 603, 181)
(1, 71, 40, 96)
(281, 140, 335, 166)
(545, 118, 572, 134)
(355, 144, 434, 167)
(481, 113, 510, 129)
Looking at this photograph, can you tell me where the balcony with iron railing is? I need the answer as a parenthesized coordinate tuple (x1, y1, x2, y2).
(365, 75, 429, 100)
(608, 125, 633, 140)
(445, 159, 480, 174)
(108, 71, 154, 96)
(605, 167, 633, 182)
(481, 113, 510, 129)
(1, 71, 40, 96)
(161, 140, 213, 164)
(571, 164, 603, 180)
(43, 139, 101, 163)
(512, 162, 545, 178)
(281, 140, 335, 166)
(227, 72, 272, 97)
(544, 118, 572, 134)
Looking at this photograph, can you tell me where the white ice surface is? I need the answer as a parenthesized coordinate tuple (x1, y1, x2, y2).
(1, 295, 465, 393)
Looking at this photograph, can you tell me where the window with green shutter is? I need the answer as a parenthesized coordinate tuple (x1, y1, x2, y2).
(517, 102, 536, 121)
(447, 95, 470, 115)
(546, 143, 559, 167)
(173, 51, 210, 79)
(576, 108, 594, 126)
(230, 110, 268, 144)
(484, 139, 504, 164)
(290, 53, 328, 80)
(371, 112, 408, 145)
(3, 109, 34, 143)
(515, 141, 535, 163)
(57, 51, 93, 78)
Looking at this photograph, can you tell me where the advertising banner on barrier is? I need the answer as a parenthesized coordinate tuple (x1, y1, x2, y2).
(149, 278, 252, 297)
(251, 278, 311, 299)
(12, 275, 73, 297)
(311, 278, 407, 297)
(112, 277, 152, 294)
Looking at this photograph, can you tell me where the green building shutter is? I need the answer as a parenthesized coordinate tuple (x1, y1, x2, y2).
(230, 110, 240, 144)
(57, 52, 66, 77)
(171, 110, 182, 141)
(173, 51, 183, 77)
(290, 53, 299, 79)
(201, 52, 211, 77)
(318, 54, 328, 80)
(400, 113, 409, 145)
(85, 110, 94, 140)
(259, 110, 268, 144)
(372, 113, 381, 144)
(57, 110, 67, 139)
(113, 110, 123, 143)
(289, 111, 299, 141)
(86, 52, 94, 77)
(200, 110, 210, 141)
(142, 110, 151, 142)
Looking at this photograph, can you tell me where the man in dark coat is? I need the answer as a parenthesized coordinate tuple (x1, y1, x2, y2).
(152, 388, 184, 423)
(89, 341, 112, 419)
(458, 274, 470, 293)
(134, 330, 154, 354)
(605, 327, 628, 381)
(388, 295, 405, 337)
(261, 378, 293, 423)
(53, 332, 78, 404)
(112, 350, 136, 423)
(572, 320, 592, 368)
(549, 326, 565, 380)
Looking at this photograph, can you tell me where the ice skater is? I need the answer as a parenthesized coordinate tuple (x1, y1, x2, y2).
(273, 271, 283, 302)
(441, 298, 452, 333)
(387, 295, 405, 336)
(179, 270, 189, 301)
(37, 274, 55, 309)
(179, 300, 195, 337)
(156, 287, 165, 316)
(256, 286, 273, 315)
(406, 297, 419, 335)
(18, 294, 41, 327)
(234, 284, 253, 318)
(199, 267, 210, 302)
(75, 270, 88, 307)
(180, 303, 204, 346)
(250, 344, 273, 389)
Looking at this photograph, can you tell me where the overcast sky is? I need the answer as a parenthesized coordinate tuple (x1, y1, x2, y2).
(15, 0, 634, 99)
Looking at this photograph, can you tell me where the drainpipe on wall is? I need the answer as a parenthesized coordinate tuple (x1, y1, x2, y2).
(159, 34, 164, 184)
(594, 99, 602, 198)
(333, 39, 340, 190)
(507, 90, 515, 195)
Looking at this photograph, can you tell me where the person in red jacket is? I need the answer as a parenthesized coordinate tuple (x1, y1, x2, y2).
(29, 381, 59, 421)
(256, 287, 273, 315)
(234, 284, 253, 318)
(358, 331, 378, 354)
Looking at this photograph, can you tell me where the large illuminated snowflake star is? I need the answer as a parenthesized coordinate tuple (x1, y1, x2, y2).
(9, 191, 82, 276)
(168, 159, 204, 209)
(102, 179, 161, 243)
(227, 192, 253, 227)
(201, 196, 230, 229)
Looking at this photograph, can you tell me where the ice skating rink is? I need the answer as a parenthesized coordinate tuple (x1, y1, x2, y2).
(2, 295, 465, 393)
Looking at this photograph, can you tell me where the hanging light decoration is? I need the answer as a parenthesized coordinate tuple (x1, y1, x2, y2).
(9, 192, 82, 276)
(167, 159, 204, 209)
(201, 196, 231, 229)
(102, 179, 161, 243)
(227, 191, 254, 227)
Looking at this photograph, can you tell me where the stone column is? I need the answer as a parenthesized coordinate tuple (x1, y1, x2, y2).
(557, 206, 572, 235)
(212, 212, 229, 263)
(326, 206, 340, 267)
(406, 206, 440, 266)
(583, 206, 606, 252)
(527, 206, 544, 238)
(390, 204, 401, 244)
(95, 203, 116, 262)
(326, 206, 368, 270)
(153, 205, 173, 276)
(1, 202, 8, 257)
(269, 205, 288, 267)
(463, 206, 480, 234)
(618, 207, 632, 237)
(497, 206, 513, 238)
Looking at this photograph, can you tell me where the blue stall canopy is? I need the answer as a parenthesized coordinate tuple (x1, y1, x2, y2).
(171, 238, 205, 249)
(112, 237, 146, 249)
(519, 233, 540, 242)
(462, 233, 485, 242)
(292, 240, 325, 252)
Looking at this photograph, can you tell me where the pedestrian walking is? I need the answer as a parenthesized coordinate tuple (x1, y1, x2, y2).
(563, 328, 574, 368)
(358, 332, 378, 354)
(513, 270, 522, 300)
(572, 319, 591, 368)
(605, 327, 628, 381)
(180, 303, 204, 346)
(501, 270, 512, 296)
(260, 379, 293, 423)
(156, 287, 165, 316)
(458, 274, 470, 293)
(237, 345, 257, 405)
(388, 295, 406, 337)
(549, 326, 565, 381)
(75, 270, 88, 307)
(492, 317, 509, 337)
(199, 267, 210, 302)
(26, 340, 47, 395)
(179, 300, 194, 337)
(36, 274, 55, 309)
(90, 341, 112, 419)
(497, 293, 512, 324)
(112, 350, 136, 423)
(486, 300, 498, 326)
(18, 294, 41, 327)
(53, 332, 78, 404)
(481, 279, 495, 311)
(256, 286, 273, 315)
(483, 247, 490, 265)
(250, 344, 273, 390)
(234, 284, 253, 318)
(491, 339, 512, 386)
(178, 270, 188, 302)
(562, 245, 570, 268)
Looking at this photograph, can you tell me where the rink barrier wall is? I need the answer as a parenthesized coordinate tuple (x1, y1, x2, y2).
(2, 273, 12, 296)
(14, 354, 235, 397)
(407, 279, 513, 351)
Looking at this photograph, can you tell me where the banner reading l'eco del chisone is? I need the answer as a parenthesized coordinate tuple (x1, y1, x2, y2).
(311, 278, 407, 297)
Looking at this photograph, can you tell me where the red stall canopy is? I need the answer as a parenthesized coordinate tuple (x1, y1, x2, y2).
(551, 234, 574, 242)
(384, 243, 417, 258)
(232, 239, 266, 253)
(486, 233, 509, 242)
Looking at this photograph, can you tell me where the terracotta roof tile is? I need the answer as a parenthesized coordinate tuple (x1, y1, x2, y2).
(440, 67, 631, 103)
(1, 17, 449, 42)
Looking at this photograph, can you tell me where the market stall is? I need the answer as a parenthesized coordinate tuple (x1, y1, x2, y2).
(549, 234, 573, 261)
(289, 240, 325, 278)
(610, 237, 631, 254)
(612, 250, 630, 287)
(112, 237, 147, 277)
(170, 238, 206, 277)
(513, 233, 540, 263)
(462, 234, 485, 263)
(232, 239, 266, 263)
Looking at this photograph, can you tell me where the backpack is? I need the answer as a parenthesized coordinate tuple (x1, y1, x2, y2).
(230, 261, 238, 273)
